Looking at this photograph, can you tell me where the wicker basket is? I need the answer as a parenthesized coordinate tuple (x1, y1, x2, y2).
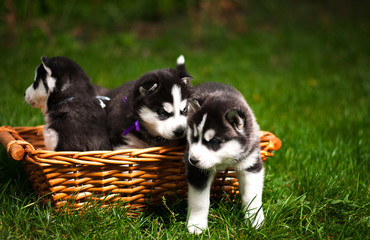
(0, 125, 281, 213)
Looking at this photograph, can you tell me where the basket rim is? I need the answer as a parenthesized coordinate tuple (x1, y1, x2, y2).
(0, 125, 282, 166)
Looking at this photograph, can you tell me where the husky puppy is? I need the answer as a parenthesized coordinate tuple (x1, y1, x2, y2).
(105, 56, 193, 149)
(25, 56, 112, 151)
(185, 82, 264, 235)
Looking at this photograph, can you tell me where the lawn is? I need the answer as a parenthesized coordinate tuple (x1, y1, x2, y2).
(0, 1, 369, 239)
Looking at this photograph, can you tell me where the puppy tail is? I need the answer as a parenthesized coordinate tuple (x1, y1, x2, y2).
(176, 55, 192, 80)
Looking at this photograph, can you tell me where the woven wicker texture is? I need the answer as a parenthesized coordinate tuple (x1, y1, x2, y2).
(0, 125, 282, 212)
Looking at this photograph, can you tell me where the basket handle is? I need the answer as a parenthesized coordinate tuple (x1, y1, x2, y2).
(0, 127, 25, 160)
(260, 131, 282, 151)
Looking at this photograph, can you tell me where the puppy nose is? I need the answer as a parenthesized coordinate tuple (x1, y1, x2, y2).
(173, 129, 184, 137)
(189, 157, 199, 166)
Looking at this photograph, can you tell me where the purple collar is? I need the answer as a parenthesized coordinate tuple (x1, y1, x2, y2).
(122, 96, 140, 135)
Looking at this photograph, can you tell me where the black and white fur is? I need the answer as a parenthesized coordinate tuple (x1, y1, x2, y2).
(185, 82, 264, 235)
(105, 55, 193, 149)
(25, 56, 112, 151)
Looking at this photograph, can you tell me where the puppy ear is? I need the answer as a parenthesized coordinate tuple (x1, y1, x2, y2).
(139, 82, 158, 96)
(188, 98, 201, 112)
(41, 56, 52, 76)
(226, 109, 245, 131)
(176, 55, 193, 83)
(181, 76, 193, 85)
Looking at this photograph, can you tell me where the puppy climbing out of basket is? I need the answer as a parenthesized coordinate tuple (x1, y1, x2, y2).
(184, 82, 264, 235)
(24, 56, 112, 151)
(104, 55, 193, 149)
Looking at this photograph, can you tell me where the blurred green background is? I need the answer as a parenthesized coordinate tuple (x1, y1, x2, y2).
(1, 0, 368, 129)
(0, 0, 369, 239)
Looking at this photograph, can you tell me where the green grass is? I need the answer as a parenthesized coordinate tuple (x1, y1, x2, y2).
(1, 0, 369, 239)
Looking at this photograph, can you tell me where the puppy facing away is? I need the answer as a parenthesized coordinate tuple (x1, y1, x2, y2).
(185, 82, 264, 235)
(105, 55, 193, 149)
(25, 56, 112, 151)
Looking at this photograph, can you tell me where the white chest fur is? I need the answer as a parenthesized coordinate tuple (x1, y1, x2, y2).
(43, 120, 59, 151)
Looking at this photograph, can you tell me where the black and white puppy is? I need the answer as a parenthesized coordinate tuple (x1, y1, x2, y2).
(105, 56, 193, 149)
(25, 56, 112, 151)
(185, 82, 264, 235)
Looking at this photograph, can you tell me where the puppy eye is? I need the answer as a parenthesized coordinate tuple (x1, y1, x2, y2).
(180, 102, 188, 115)
(181, 106, 188, 115)
(157, 108, 170, 118)
(209, 138, 221, 146)
(206, 138, 222, 150)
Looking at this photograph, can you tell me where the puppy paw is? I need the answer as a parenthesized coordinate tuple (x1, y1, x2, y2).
(187, 225, 204, 235)
(247, 210, 265, 229)
(187, 221, 207, 235)
(253, 212, 265, 228)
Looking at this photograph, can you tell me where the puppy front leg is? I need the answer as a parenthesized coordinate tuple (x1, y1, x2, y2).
(237, 155, 265, 228)
(186, 166, 215, 235)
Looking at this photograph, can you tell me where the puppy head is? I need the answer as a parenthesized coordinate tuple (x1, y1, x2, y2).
(134, 56, 193, 140)
(25, 56, 94, 112)
(25, 56, 56, 112)
(186, 97, 257, 170)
